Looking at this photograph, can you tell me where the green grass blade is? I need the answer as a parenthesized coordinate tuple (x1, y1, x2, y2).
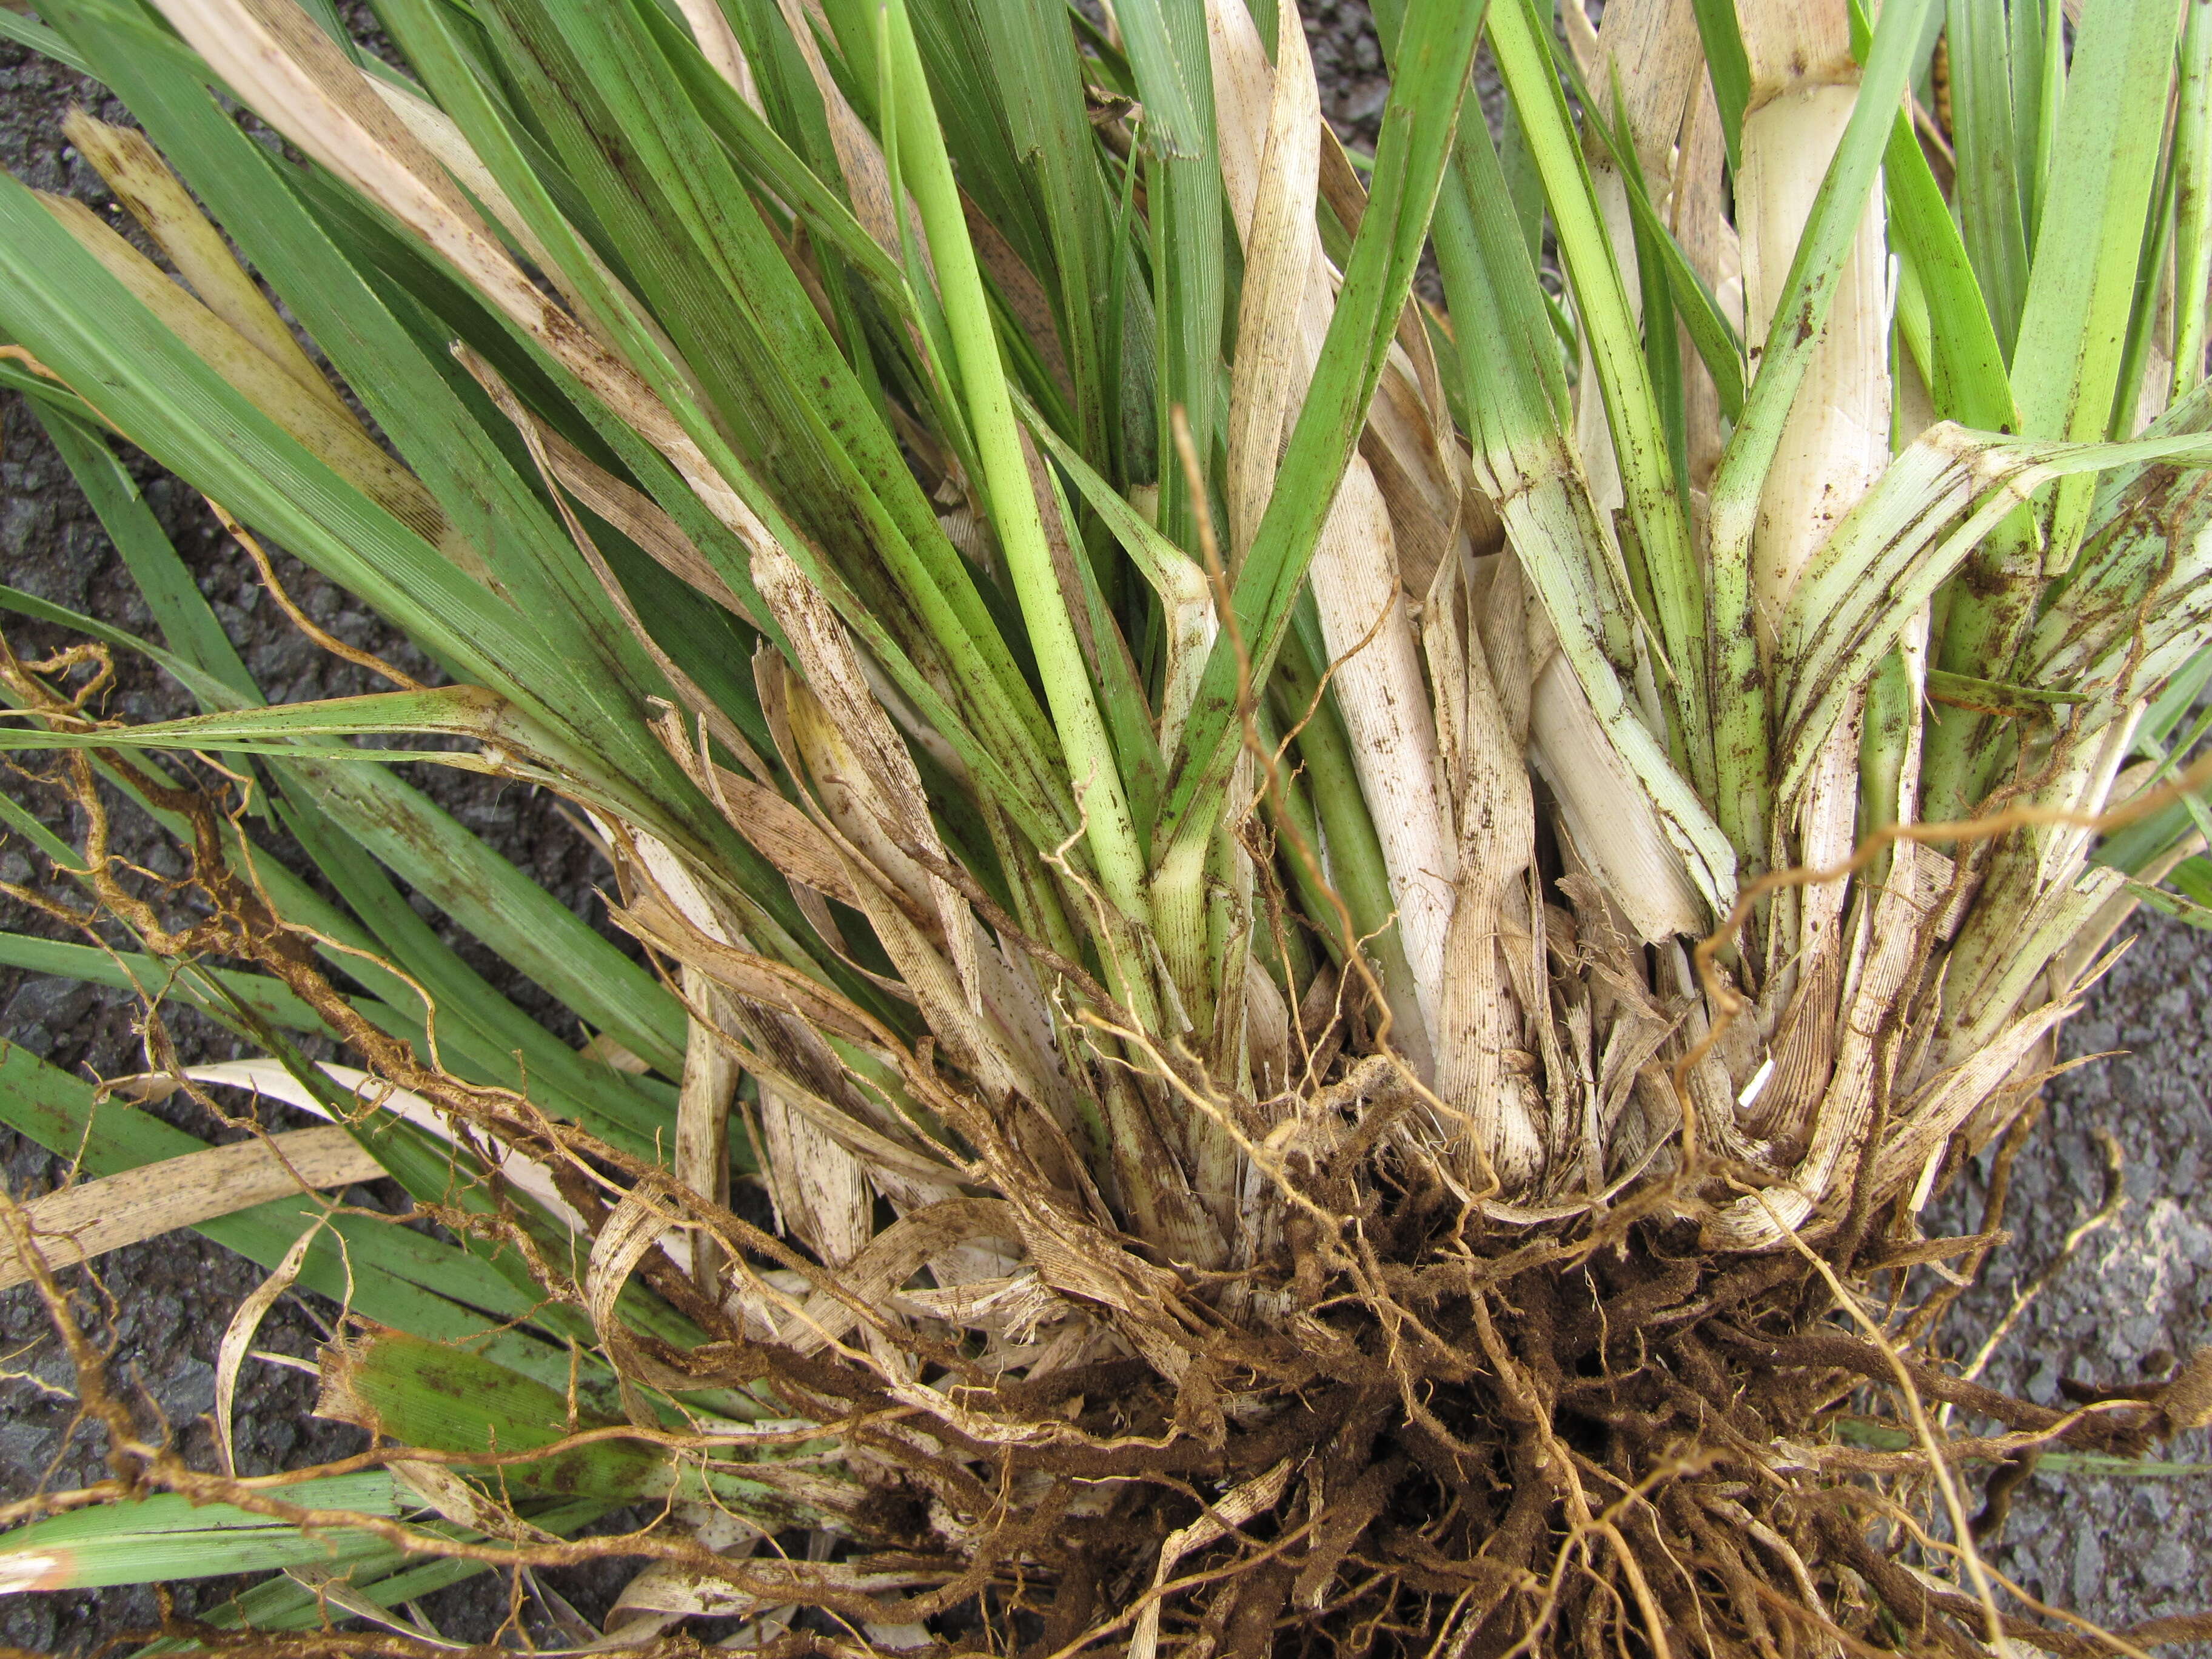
(1273, 604, 1427, 1054)
(2111, 136, 2179, 439)
(126, 1499, 609, 1654)
(7, 404, 710, 1121)
(373, 0, 1076, 849)
(1, 1478, 401, 1546)
(1781, 425, 2212, 801)
(2170, 852, 2212, 907)
(2174, 0, 2212, 400)
(0, 769, 471, 1071)
(0, 1047, 586, 1396)
(1929, 0, 2190, 806)
(0, 1478, 402, 1592)
(1495, 90, 1546, 267)
(1431, 112, 1738, 921)
(0, 583, 246, 716)
(1551, 27, 1748, 423)
(2019, 0, 2065, 240)
(959, 0, 1130, 475)
(879, 0, 1156, 937)
(267, 787, 687, 1155)
(628, 0, 910, 315)
(31, 403, 254, 697)
(0, 917, 560, 1105)
(2142, 642, 2212, 751)
(1686, 0, 1751, 172)
(492, 0, 1062, 779)
(1111, 0, 1225, 552)
(41, 0, 697, 793)
(0, 935, 341, 1040)
(1883, 84, 2019, 431)
(324, 1328, 825, 1520)
(2009, 0, 2187, 558)
(1704, 0, 1934, 861)
(283, 757, 689, 1078)
(0, 7, 92, 73)
(1486, 0, 1711, 793)
(1156, 0, 1488, 856)
(1946, 0, 2033, 354)
(1923, 668, 2089, 713)
(0, 685, 557, 757)
(0, 172, 575, 749)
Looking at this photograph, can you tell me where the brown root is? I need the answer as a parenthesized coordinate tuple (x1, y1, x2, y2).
(5, 669, 2209, 1659)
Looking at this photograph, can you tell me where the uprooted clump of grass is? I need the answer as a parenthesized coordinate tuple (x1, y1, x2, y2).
(7, 0, 2212, 1649)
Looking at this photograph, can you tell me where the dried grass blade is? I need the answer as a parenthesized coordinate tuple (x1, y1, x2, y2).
(759, 1083, 873, 1270)
(481, 390, 760, 630)
(1735, 0, 1891, 647)
(388, 1458, 559, 1544)
(1528, 652, 1706, 943)
(1127, 1459, 1294, 1659)
(781, 1197, 1018, 1355)
(151, 0, 526, 315)
(1707, 845, 1927, 1248)
(752, 543, 980, 1011)
(148, 0, 783, 588)
(607, 1506, 765, 1641)
(126, 1060, 575, 1228)
(1874, 999, 2076, 1206)
(673, 0, 760, 107)
(697, 760, 872, 912)
(1425, 563, 1544, 1185)
(464, 346, 772, 789)
(215, 1212, 333, 1477)
(0, 1126, 378, 1292)
(585, 1187, 699, 1404)
(1359, 363, 1462, 599)
(1219, 0, 1320, 561)
(768, 0, 911, 263)
(611, 882, 888, 1052)
(677, 968, 743, 1295)
(1306, 468, 1456, 1043)
(1206, 0, 1464, 1048)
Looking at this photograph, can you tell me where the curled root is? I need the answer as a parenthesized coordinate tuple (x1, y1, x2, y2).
(7, 689, 2208, 1659)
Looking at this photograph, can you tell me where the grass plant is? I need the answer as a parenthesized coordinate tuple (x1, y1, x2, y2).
(2, 0, 2212, 1649)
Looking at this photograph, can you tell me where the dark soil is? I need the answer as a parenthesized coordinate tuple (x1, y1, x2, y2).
(1, 5, 2207, 1655)
(0, 28, 638, 1650)
(1929, 914, 2212, 1638)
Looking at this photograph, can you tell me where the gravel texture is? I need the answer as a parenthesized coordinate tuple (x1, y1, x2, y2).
(2, 4, 2209, 1654)
(1929, 914, 2212, 1640)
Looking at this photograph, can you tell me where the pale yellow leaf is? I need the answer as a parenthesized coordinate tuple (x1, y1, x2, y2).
(64, 112, 344, 415)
